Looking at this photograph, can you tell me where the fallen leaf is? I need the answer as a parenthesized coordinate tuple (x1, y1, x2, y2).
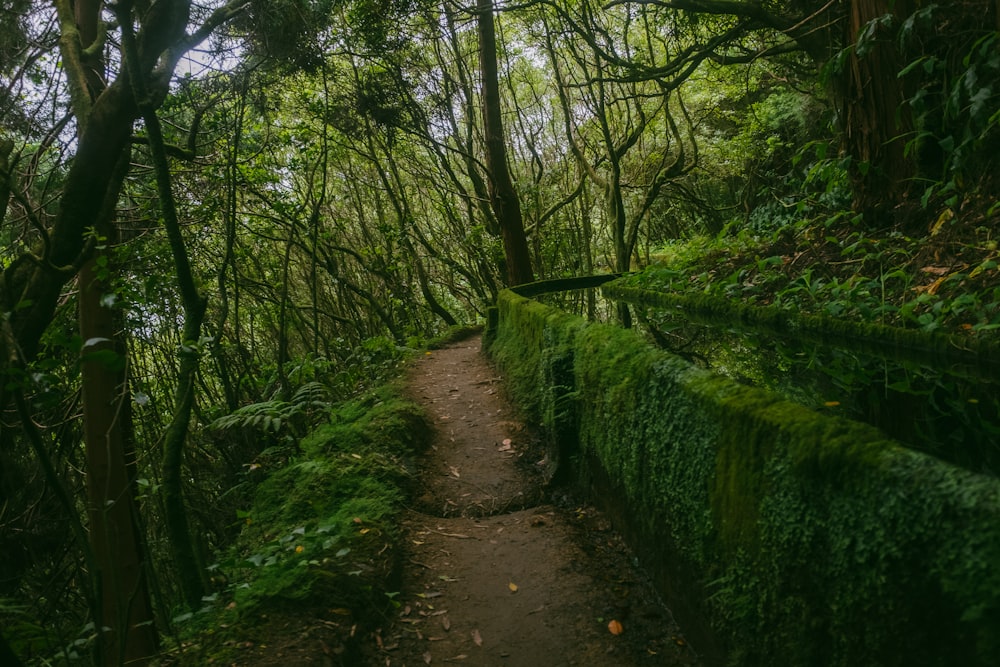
(443, 655, 468, 662)
(442, 616, 451, 631)
(608, 619, 624, 635)
(449, 466, 461, 478)
(472, 629, 482, 646)
(423, 651, 432, 664)
(507, 581, 518, 593)
(929, 208, 953, 236)
(924, 276, 947, 295)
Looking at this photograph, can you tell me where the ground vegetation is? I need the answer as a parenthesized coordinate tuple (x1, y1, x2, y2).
(0, 0, 997, 663)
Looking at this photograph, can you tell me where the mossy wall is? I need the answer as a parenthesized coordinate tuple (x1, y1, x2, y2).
(486, 289, 1000, 667)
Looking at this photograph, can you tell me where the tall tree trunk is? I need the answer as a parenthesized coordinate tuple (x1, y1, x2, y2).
(73, 0, 158, 660)
(477, 0, 534, 286)
(80, 254, 158, 666)
(121, 3, 210, 603)
(842, 0, 915, 224)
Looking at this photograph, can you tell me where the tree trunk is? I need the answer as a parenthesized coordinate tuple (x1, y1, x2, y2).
(72, 0, 159, 660)
(131, 76, 209, 609)
(477, 0, 534, 286)
(842, 0, 915, 224)
(80, 256, 158, 666)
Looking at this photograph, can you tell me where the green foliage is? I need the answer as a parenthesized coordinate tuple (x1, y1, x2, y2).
(488, 289, 1000, 666)
(240, 0, 334, 71)
(178, 383, 430, 659)
(299, 383, 428, 457)
(424, 324, 483, 350)
(642, 228, 1000, 336)
(898, 4, 1000, 205)
(210, 381, 330, 440)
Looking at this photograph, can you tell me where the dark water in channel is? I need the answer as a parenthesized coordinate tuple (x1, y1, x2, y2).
(640, 308, 1000, 478)
(537, 289, 1000, 478)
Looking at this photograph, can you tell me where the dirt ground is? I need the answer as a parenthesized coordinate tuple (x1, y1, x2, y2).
(364, 335, 702, 667)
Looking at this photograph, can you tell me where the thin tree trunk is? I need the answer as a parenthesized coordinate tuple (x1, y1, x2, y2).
(477, 0, 534, 286)
(119, 3, 208, 609)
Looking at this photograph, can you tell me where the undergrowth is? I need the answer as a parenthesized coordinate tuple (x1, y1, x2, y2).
(168, 384, 430, 665)
(637, 218, 1000, 335)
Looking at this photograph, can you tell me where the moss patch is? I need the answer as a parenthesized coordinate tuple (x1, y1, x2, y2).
(175, 384, 431, 665)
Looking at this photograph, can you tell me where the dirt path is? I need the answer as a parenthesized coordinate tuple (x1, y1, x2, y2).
(365, 335, 701, 666)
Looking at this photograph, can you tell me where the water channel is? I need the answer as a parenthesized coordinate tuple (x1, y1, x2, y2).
(537, 288, 1000, 478)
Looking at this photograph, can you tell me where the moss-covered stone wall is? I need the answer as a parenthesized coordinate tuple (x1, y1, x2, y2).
(486, 289, 1000, 667)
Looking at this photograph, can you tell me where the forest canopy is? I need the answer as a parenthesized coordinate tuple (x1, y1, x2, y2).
(1, 0, 997, 663)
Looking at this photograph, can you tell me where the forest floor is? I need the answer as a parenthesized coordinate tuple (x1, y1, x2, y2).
(358, 334, 701, 667)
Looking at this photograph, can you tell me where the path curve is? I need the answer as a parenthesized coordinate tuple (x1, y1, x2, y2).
(365, 335, 701, 666)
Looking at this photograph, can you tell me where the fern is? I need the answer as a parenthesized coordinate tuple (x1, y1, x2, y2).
(210, 382, 330, 436)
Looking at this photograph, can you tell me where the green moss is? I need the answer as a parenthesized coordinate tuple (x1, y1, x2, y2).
(300, 384, 429, 457)
(183, 383, 432, 661)
(426, 324, 483, 349)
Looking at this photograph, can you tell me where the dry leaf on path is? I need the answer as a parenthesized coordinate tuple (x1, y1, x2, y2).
(507, 581, 518, 592)
(472, 629, 483, 646)
(608, 619, 624, 635)
(423, 651, 432, 664)
(442, 616, 451, 631)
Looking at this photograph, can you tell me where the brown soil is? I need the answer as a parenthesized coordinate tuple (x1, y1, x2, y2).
(364, 335, 701, 667)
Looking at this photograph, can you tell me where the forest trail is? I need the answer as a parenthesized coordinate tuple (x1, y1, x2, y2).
(364, 334, 701, 666)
